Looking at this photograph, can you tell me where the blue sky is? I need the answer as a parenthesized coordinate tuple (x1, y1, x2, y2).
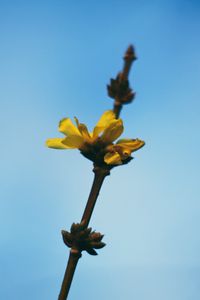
(0, 0, 200, 299)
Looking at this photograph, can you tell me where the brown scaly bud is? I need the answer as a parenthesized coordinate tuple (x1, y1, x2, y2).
(62, 221, 106, 256)
(107, 73, 135, 104)
(107, 45, 137, 106)
(123, 45, 137, 63)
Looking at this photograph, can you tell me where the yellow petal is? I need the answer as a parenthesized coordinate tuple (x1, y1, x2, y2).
(93, 110, 116, 137)
(79, 124, 91, 140)
(74, 116, 80, 127)
(62, 135, 84, 149)
(121, 147, 132, 157)
(117, 138, 145, 151)
(59, 118, 81, 136)
(101, 119, 124, 143)
(112, 144, 132, 160)
(104, 151, 122, 165)
(46, 138, 69, 149)
(74, 117, 91, 140)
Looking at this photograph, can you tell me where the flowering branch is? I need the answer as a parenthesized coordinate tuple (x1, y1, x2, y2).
(46, 45, 144, 299)
(58, 166, 109, 299)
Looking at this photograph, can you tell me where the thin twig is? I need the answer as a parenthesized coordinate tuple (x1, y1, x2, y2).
(58, 251, 81, 300)
(113, 45, 136, 118)
(113, 100, 122, 119)
(81, 166, 110, 226)
(58, 167, 110, 299)
(122, 45, 136, 80)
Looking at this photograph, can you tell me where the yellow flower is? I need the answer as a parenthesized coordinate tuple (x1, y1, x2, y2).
(104, 138, 144, 165)
(46, 110, 144, 166)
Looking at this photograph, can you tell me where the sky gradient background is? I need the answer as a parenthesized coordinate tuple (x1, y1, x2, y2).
(0, 0, 200, 299)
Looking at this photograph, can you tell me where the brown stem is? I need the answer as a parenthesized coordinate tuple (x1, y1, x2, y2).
(58, 250, 81, 300)
(113, 101, 122, 119)
(81, 166, 110, 226)
(113, 45, 136, 118)
(58, 166, 110, 299)
(122, 44, 136, 80)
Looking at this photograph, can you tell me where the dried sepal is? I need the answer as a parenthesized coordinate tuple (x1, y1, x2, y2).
(62, 230, 73, 248)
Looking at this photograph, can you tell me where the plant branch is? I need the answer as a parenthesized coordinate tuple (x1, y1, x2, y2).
(58, 166, 110, 299)
(113, 45, 137, 118)
(81, 166, 110, 226)
(58, 45, 136, 299)
(122, 44, 136, 80)
(58, 251, 81, 300)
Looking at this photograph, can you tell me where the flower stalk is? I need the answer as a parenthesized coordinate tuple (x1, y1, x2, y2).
(81, 166, 110, 226)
